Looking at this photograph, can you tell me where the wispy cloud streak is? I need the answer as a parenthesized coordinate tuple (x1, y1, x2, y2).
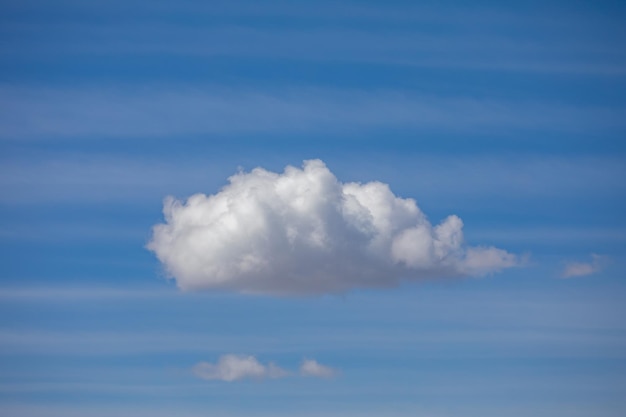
(3, 6, 624, 75)
(0, 287, 174, 300)
(1, 86, 624, 140)
(1, 154, 623, 205)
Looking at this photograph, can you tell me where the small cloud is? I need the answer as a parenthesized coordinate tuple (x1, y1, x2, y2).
(300, 359, 337, 378)
(192, 354, 289, 382)
(192, 355, 338, 382)
(148, 159, 518, 295)
(561, 254, 608, 278)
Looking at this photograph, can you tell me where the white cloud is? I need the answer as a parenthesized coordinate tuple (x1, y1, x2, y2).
(192, 354, 288, 382)
(148, 159, 518, 295)
(300, 359, 337, 378)
(192, 355, 337, 382)
(561, 254, 607, 278)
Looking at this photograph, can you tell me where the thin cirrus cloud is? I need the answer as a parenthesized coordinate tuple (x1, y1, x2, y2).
(1, 153, 623, 205)
(4, 8, 623, 76)
(192, 355, 336, 382)
(561, 254, 607, 278)
(148, 159, 518, 295)
(1, 86, 623, 140)
(0, 153, 623, 214)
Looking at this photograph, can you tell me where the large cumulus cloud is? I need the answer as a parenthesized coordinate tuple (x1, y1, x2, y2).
(147, 160, 517, 295)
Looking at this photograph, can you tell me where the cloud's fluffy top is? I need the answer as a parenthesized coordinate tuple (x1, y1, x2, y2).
(148, 160, 517, 295)
(300, 359, 337, 378)
(192, 355, 288, 382)
(562, 254, 607, 278)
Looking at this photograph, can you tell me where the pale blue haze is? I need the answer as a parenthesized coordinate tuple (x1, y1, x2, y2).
(0, 0, 625, 416)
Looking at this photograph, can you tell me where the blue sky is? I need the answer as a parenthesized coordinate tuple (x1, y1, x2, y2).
(1, 0, 625, 416)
